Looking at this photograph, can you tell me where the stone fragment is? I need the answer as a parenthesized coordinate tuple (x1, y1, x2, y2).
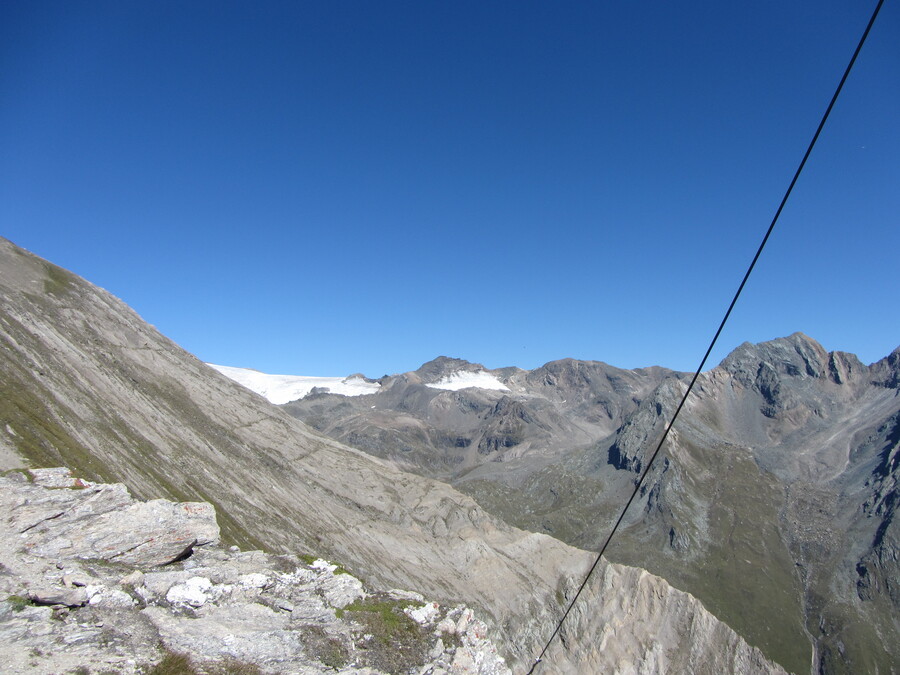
(84, 584, 105, 604)
(92, 589, 136, 608)
(319, 571, 365, 609)
(62, 573, 89, 588)
(28, 467, 94, 489)
(388, 588, 425, 602)
(6, 474, 219, 568)
(451, 648, 476, 672)
(310, 558, 338, 573)
(436, 617, 457, 635)
(455, 607, 473, 634)
(142, 570, 194, 597)
(119, 570, 144, 587)
(28, 587, 88, 607)
(405, 601, 440, 626)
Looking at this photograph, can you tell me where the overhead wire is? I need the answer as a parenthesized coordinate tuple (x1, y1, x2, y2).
(525, 0, 887, 671)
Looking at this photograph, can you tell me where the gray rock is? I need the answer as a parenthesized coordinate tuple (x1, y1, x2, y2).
(119, 570, 144, 587)
(27, 587, 88, 607)
(3, 477, 218, 569)
(318, 570, 365, 609)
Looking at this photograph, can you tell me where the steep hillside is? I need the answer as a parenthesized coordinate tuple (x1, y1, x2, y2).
(281, 336, 900, 673)
(0, 236, 785, 673)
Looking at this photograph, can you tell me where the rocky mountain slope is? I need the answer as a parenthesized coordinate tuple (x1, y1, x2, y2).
(281, 336, 900, 674)
(0, 235, 785, 673)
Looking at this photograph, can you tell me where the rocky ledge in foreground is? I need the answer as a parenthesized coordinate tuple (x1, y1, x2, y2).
(0, 468, 510, 675)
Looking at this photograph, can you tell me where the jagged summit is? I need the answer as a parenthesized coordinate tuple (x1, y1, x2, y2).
(717, 332, 828, 375)
(414, 356, 483, 381)
(871, 344, 900, 388)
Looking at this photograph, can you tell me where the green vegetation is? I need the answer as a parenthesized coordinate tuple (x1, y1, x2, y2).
(0, 468, 33, 481)
(6, 594, 30, 612)
(146, 652, 194, 675)
(461, 440, 813, 674)
(337, 595, 429, 673)
(145, 651, 263, 675)
(607, 443, 811, 675)
(301, 625, 349, 670)
(0, 356, 118, 484)
(42, 261, 77, 297)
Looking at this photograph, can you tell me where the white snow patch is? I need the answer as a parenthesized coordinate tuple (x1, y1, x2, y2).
(238, 573, 270, 589)
(311, 559, 337, 573)
(209, 364, 380, 404)
(166, 576, 213, 607)
(426, 371, 509, 391)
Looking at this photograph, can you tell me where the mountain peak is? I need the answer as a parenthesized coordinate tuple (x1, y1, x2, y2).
(414, 356, 483, 381)
(717, 333, 828, 379)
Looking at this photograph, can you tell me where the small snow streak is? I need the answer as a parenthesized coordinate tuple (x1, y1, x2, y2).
(426, 371, 509, 392)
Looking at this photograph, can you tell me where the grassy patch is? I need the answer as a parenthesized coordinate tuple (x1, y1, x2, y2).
(0, 468, 32, 480)
(204, 658, 263, 675)
(301, 625, 349, 670)
(0, 358, 118, 484)
(145, 652, 263, 675)
(6, 594, 30, 612)
(340, 595, 429, 673)
(42, 262, 77, 297)
(146, 652, 196, 675)
(606, 443, 810, 674)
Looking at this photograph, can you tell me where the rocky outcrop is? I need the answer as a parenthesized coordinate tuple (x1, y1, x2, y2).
(5, 468, 218, 568)
(0, 469, 510, 674)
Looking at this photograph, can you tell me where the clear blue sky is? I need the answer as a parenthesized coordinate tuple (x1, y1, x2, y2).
(2, 1, 898, 376)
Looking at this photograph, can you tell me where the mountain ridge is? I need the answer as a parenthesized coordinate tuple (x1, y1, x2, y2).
(0, 235, 787, 673)
(280, 332, 900, 673)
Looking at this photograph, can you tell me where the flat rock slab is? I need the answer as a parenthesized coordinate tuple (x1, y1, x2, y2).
(1, 474, 218, 568)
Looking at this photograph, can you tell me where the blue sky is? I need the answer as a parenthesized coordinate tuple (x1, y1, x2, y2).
(2, 1, 897, 376)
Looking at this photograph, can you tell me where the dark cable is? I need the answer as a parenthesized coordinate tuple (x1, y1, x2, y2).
(526, 1, 886, 671)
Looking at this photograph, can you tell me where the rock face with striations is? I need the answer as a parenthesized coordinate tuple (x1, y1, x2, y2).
(0, 235, 788, 673)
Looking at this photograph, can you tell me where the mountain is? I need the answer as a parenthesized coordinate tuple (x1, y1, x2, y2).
(0, 234, 785, 673)
(281, 356, 677, 479)
(279, 337, 900, 674)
